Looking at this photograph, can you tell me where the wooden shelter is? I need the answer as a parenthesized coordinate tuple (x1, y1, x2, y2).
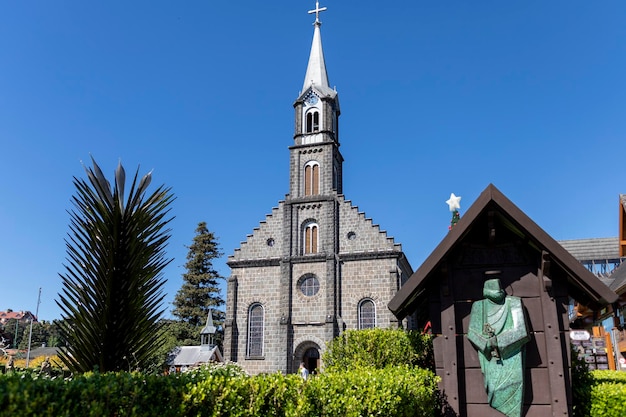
(389, 184, 617, 417)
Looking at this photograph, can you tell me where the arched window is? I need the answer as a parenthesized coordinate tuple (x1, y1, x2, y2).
(304, 162, 320, 196)
(304, 222, 319, 254)
(305, 110, 320, 133)
(358, 299, 376, 329)
(247, 304, 264, 357)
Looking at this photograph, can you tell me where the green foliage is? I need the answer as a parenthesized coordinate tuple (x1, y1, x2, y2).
(571, 344, 593, 417)
(305, 366, 438, 417)
(591, 369, 626, 384)
(589, 371, 626, 417)
(56, 158, 174, 373)
(323, 328, 433, 372)
(571, 350, 626, 417)
(17, 320, 65, 350)
(185, 362, 248, 379)
(0, 364, 439, 417)
(0, 318, 30, 348)
(0, 371, 185, 417)
(173, 222, 225, 328)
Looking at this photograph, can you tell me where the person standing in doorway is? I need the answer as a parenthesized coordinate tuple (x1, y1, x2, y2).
(299, 362, 309, 380)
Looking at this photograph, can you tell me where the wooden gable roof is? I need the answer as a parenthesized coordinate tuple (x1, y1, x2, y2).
(389, 184, 617, 319)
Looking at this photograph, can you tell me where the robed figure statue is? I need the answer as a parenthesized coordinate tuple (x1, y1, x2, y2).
(468, 278, 530, 417)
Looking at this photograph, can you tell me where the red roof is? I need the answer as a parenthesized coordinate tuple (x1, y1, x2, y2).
(0, 311, 38, 323)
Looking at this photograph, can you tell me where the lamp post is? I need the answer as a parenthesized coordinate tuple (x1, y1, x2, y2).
(14, 320, 18, 348)
(25, 288, 41, 368)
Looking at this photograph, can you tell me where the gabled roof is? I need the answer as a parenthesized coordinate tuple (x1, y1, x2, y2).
(0, 310, 37, 323)
(167, 345, 223, 367)
(389, 184, 618, 319)
(609, 262, 626, 293)
(558, 237, 620, 262)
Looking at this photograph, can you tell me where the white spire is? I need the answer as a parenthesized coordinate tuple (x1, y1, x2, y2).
(201, 309, 216, 336)
(302, 2, 332, 94)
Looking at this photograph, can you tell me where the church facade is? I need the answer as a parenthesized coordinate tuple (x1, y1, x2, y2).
(223, 5, 413, 375)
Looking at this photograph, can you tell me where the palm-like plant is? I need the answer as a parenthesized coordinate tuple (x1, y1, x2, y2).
(56, 158, 174, 373)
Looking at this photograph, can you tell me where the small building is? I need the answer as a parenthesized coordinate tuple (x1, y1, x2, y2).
(166, 311, 223, 373)
(0, 310, 37, 325)
(389, 184, 618, 417)
(556, 194, 626, 359)
(559, 237, 623, 280)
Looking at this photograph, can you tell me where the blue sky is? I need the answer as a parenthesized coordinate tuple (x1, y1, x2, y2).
(1, 1, 625, 321)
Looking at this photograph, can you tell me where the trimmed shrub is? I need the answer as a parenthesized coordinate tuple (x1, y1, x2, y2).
(587, 370, 626, 417)
(571, 356, 626, 417)
(323, 328, 433, 372)
(0, 364, 438, 417)
(592, 369, 626, 384)
(304, 366, 438, 417)
(0, 372, 185, 417)
(589, 381, 626, 417)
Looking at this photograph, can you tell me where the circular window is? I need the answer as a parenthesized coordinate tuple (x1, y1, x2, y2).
(347, 231, 356, 240)
(299, 275, 320, 297)
(267, 238, 275, 247)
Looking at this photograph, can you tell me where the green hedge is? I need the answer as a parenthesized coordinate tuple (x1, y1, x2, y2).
(0, 372, 186, 417)
(591, 369, 626, 384)
(0, 365, 438, 417)
(588, 370, 626, 417)
(323, 328, 433, 372)
(302, 366, 437, 417)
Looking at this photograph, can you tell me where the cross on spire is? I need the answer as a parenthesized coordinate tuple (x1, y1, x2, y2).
(308, 1, 327, 24)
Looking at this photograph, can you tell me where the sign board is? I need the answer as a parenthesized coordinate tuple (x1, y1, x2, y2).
(571, 335, 611, 370)
(570, 330, 591, 341)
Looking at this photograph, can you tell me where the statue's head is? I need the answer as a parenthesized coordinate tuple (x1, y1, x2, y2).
(483, 278, 506, 303)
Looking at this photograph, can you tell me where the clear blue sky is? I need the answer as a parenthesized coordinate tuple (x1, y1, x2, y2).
(1, 1, 624, 321)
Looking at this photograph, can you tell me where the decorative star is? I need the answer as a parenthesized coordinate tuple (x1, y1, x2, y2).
(446, 193, 462, 212)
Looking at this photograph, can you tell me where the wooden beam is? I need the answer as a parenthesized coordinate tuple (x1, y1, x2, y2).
(440, 269, 460, 413)
(538, 251, 570, 416)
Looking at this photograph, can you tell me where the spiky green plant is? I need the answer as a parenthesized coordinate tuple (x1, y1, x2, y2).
(56, 158, 174, 373)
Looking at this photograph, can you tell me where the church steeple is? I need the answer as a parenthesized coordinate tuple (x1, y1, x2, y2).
(292, 1, 342, 197)
(294, 2, 340, 143)
(302, 2, 332, 96)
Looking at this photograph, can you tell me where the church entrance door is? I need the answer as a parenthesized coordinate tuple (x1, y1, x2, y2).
(303, 347, 320, 374)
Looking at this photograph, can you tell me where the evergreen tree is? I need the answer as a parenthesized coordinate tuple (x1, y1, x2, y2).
(56, 158, 174, 373)
(0, 319, 29, 348)
(172, 222, 225, 328)
(17, 320, 64, 349)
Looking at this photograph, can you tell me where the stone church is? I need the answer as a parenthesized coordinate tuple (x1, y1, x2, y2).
(223, 4, 413, 375)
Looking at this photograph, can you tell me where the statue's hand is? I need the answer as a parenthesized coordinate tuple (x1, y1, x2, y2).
(486, 336, 499, 358)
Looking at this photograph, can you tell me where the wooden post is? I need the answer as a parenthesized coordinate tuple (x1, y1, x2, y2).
(440, 269, 460, 413)
(538, 251, 569, 416)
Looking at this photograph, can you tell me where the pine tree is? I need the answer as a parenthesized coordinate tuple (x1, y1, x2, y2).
(173, 222, 225, 328)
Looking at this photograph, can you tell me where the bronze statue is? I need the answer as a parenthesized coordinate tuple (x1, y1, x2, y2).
(39, 356, 52, 376)
(468, 278, 530, 417)
(6, 355, 14, 373)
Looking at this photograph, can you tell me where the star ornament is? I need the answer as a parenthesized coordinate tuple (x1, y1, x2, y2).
(446, 193, 462, 212)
